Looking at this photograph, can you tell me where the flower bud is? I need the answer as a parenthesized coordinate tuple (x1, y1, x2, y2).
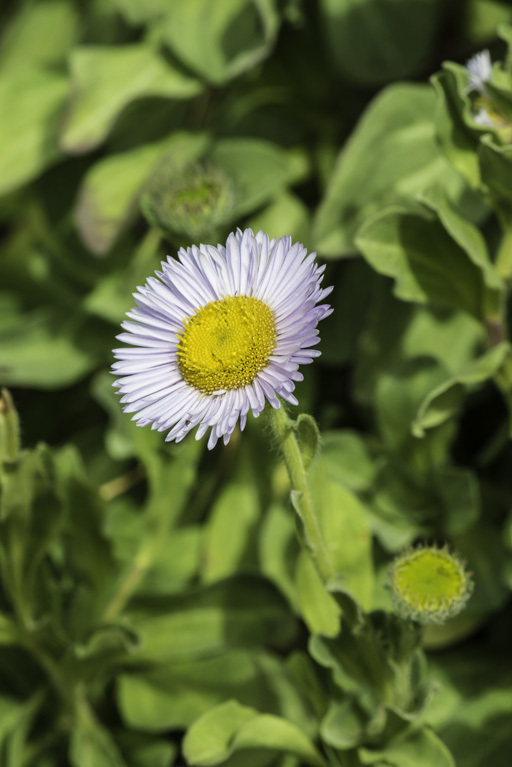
(388, 544, 473, 624)
(141, 161, 235, 243)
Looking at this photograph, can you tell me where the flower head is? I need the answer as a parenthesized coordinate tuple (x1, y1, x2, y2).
(388, 544, 473, 624)
(465, 49, 492, 94)
(112, 229, 332, 449)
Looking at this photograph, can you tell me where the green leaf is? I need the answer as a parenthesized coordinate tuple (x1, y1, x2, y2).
(118, 651, 262, 731)
(0, 0, 78, 69)
(118, 649, 309, 732)
(420, 189, 503, 320)
(70, 695, 127, 767)
(0, 613, 18, 646)
(431, 65, 482, 187)
(294, 455, 374, 634)
(52, 444, 114, 599)
(136, 527, 202, 596)
(0, 692, 44, 767)
(75, 132, 208, 254)
(369, 461, 427, 552)
(91, 372, 163, 463)
(295, 550, 340, 636)
(359, 725, 455, 767)
(355, 203, 494, 320)
(413, 342, 512, 436)
(479, 132, 512, 204)
(0, 297, 97, 388)
(201, 482, 260, 583)
(117, 733, 176, 767)
(326, 577, 366, 631)
(126, 575, 296, 663)
(353, 285, 484, 407)
(259, 501, 299, 609)
(313, 84, 470, 257)
(110, 0, 170, 24)
(425, 647, 512, 766)
(183, 700, 326, 767)
(209, 139, 308, 219)
(318, 0, 441, 86)
(310, 614, 427, 723)
(60, 44, 202, 153)
(0, 444, 64, 621)
(309, 459, 374, 609)
(161, 0, 280, 85)
(376, 357, 449, 450)
(142, 438, 204, 529)
(104, 507, 200, 587)
(320, 694, 366, 749)
(320, 431, 376, 494)
(0, 66, 69, 195)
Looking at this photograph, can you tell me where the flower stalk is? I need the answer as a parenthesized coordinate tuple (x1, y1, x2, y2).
(268, 405, 333, 584)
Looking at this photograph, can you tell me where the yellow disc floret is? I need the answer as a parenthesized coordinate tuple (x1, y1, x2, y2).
(176, 296, 276, 393)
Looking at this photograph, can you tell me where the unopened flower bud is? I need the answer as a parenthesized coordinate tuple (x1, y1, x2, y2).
(388, 544, 473, 624)
(141, 161, 235, 243)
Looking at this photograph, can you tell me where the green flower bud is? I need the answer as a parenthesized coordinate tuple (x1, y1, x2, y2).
(388, 544, 473, 625)
(141, 161, 236, 243)
(0, 388, 20, 464)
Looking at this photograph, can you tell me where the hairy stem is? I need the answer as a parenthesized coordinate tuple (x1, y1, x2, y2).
(268, 406, 333, 583)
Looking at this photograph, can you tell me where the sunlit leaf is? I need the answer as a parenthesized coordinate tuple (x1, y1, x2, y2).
(61, 44, 202, 153)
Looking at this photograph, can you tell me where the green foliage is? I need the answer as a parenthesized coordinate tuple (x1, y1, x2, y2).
(313, 84, 468, 257)
(318, 0, 444, 86)
(182, 700, 326, 767)
(61, 44, 202, 153)
(2, 0, 512, 765)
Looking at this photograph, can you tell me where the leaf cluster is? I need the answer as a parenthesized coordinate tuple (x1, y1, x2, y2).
(2, 1, 512, 766)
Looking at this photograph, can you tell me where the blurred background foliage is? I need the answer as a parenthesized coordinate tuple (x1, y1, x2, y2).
(2, 0, 512, 765)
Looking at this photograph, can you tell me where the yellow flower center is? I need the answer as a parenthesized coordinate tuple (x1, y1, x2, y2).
(176, 296, 276, 393)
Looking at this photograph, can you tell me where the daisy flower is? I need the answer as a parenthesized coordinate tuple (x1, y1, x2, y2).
(112, 229, 333, 449)
(464, 49, 492, 94)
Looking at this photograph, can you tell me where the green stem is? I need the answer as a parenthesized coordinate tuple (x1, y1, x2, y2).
(101, 546, 153, 623)
(268, 406, 333, 583)
(20, 633, 71, 707)
(98, 464, 145, 502)
(101, 501, 171, 623)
